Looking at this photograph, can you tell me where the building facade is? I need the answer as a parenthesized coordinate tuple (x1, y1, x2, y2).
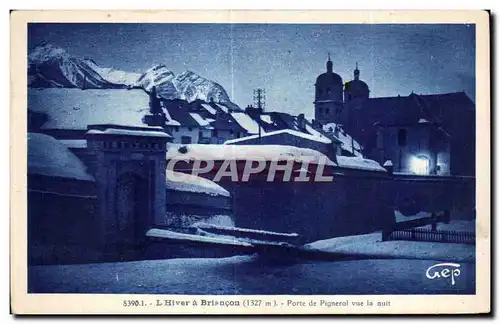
(313, 56, 475, 176)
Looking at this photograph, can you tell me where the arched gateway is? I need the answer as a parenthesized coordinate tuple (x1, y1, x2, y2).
(85, 125, 170, 260)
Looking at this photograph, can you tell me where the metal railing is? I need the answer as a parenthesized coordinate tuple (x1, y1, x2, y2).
(383, 227, 475, 245)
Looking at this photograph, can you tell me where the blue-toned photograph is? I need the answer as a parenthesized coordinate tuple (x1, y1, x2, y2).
(27, 23, 476, 295)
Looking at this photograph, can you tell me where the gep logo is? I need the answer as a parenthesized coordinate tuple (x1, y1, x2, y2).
(425, 263, 461, 286)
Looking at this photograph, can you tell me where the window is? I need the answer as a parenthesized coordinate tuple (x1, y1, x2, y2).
(318, 107, 323, 115)
(212, 129, 218, 137)
(174, 126, 179, 132)
(397, 129, 407, 146)
(325, 108, 330, 114)
(188, 127, 193, 132)
(410, 155, 430, 175)
(181, 136, 192, 144)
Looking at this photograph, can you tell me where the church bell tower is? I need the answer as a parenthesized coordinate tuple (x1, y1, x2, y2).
(314, 54, 344, 126)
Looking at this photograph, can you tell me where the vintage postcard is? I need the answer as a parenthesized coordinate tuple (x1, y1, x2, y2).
(10, 10, 490, 314)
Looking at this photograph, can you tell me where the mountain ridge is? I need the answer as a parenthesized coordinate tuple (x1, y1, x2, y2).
(28, 43, 238, 107)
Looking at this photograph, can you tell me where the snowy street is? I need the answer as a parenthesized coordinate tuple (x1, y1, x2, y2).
(29, 255, 475, 295)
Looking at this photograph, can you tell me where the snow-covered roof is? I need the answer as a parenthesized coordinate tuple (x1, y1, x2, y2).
(163, 106, 181, 126)
(224, 128, 331, 145)
(28, 133, 94, 181)
(260, 115, 273, 124)
(87, 128, 170, 138)
(215, 103, 229, 113)
(201, 103, 217, 115)
(189, 112, 211, 127)
(166, 170, 230, 197)
(230, 112, 265, 134)
(383, 160, 394, 167)
(336, 156, 386, 172)
(59, 139, 88, 149)
(28, 88, 150, 130)
(323, 122, 362, 156)
(167, 143, 336, 166)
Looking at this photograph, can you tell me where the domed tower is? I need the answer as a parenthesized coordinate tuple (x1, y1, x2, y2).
(314, 54, 344, 125)
(344, 63, 370, 102)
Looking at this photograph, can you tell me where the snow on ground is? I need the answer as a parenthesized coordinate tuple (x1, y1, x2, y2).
(336, 156, 386, 172)
(166, 170, 230, 197)
(167, 143, 336, 166)
(28, 88, 150, 129)
(419, 220, 476, 233)
(394, 211, 475, 233)
(304, 232, 475, 263)
(224, 129, 331, 145)
(230, 112, 264, 134)
(28, 256, 475, 294)
(28, 133, 94, 181)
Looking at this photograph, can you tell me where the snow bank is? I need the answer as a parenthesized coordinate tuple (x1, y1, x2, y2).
(146, 228, 251, 247)
(28, 88, 151, 130)
(166, 170, 230, 197)
(305, 232, 475, 262)
(394, 210, 431, 222)
(336, 156, 386, 172)
(167, 143, 336, 166)
(230, 112, 264, 134)
(28, 133, 94, 181)
(224, 128, 331, 145)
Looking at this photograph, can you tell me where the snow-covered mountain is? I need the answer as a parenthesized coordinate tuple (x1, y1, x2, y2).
(28, 43, 238, 108)
(83, 58, 142, 86)
(173, 70, 231, 104)
(133, 65, 234, 106)
(28, 43, 133, 89)
(133, 64, 175, 91)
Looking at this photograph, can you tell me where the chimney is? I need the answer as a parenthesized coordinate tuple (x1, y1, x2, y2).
(333, 124, 340, 137)
(297, 113, 306, 130)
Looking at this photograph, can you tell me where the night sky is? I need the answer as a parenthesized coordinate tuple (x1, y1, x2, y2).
(28, 23, 475, 118)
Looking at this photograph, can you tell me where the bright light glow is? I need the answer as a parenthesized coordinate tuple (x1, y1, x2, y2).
(410, 155, 430, 175)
